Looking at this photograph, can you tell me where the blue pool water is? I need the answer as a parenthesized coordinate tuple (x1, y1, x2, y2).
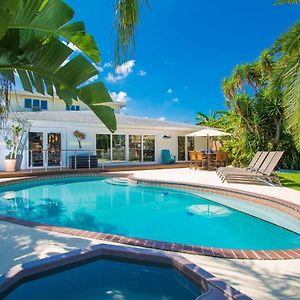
(4, 259, 202, 300)
(0, 176, 299, 250)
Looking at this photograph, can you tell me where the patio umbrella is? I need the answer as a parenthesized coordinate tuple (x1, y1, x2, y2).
(186, 128, 231, 152)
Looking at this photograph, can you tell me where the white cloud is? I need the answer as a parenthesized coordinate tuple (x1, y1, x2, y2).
(106, 73, 123, 83)
(158, 116, 166, 121)
(115, 60, 135, 75)
(103, 62, 113, 68)
(138, 69, 147, 77)
(105, 60, 135, 83)
(171, 97, 179, 103)
(167, 88, 173, 94)
(110, 91, 130, 103)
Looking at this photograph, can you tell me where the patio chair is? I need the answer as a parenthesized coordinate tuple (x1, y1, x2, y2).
(161, 149, 176, 164)
(189, 151, 197, 169)
(223, 151, 284, 185)
(214, 151, 223, 168)
(217, 151, 264, 176)
(221, 151, 228, 167)
(195, 151, 207, 169)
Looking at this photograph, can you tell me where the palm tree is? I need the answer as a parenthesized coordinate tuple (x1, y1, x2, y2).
(0, 0, 116, 132)
(275, 0, 300, 4)
(113, 0, 149, 64)
(271, 21, 300, 149)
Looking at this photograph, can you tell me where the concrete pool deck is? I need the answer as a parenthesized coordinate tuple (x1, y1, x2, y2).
(0, 168, 300, 299)
(119, 168, 300, 206)
(0, 220, 299, 300)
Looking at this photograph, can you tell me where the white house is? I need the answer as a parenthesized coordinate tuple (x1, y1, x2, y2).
(0, 91, 207, 171)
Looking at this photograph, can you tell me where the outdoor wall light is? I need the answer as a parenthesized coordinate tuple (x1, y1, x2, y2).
(163, 135, 172, 139)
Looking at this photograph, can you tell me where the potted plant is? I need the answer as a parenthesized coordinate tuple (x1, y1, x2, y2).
(73, 130, 86, 149)
(3, 124, 22, 172)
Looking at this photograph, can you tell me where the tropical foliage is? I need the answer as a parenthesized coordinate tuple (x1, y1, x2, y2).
(0, 0, 116, 132)
(196, 1, 300, 169)
(114, 0, 149, 64)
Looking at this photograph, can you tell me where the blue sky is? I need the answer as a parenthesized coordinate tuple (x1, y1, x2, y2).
(66, 0, 299, 124)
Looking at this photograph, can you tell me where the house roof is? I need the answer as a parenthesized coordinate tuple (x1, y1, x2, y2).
(9, 111, 204, 131)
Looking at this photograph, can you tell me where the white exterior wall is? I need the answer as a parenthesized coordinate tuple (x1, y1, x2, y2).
(9, 92, 90, 112)
(0, 119, 195, 170)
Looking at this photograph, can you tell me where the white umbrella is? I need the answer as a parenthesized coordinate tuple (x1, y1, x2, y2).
(186, 128, 231, 152)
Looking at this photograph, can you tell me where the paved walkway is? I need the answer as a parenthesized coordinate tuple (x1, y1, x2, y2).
(1, 168, 300, 299)
(0, 221, 299, 300)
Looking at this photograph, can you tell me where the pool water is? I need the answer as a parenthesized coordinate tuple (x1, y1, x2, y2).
(4, 259, 202, 300)
(0, 176, 299, 250)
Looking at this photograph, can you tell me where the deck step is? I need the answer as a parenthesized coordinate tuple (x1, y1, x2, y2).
(105, 177, 129, 186)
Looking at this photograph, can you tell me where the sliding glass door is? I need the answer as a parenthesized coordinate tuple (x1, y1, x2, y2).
(112, 135, 126, 162)
(129, 135, 142, 162)
(96, 134, 111, 162)
(143, 135, 155, 162)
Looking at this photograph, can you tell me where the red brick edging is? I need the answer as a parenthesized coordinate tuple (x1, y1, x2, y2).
(0, 173, 299, 260)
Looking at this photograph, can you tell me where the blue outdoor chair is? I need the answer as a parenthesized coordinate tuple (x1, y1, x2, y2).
(161, 149, 176, 164)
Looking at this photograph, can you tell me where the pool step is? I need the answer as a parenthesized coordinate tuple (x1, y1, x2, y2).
(105, 177, 129, 186)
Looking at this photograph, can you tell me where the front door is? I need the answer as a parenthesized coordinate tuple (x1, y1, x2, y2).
(47, 133, 61, 167)
(28, 131, 62, 168)
(28, 132, 44, 167)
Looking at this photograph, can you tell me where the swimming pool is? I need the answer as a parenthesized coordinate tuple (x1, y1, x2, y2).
(0, 176, 299, 251)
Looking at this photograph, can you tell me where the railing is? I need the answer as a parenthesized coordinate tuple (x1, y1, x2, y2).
(28, 149, 106, 173)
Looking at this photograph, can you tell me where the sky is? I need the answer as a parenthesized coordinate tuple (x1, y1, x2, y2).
(66, 0, 299, 124)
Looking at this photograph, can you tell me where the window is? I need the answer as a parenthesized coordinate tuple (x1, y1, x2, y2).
(33, 99, 40, 108)
(41, 100, 48, 110)
(66, 105, 80, 111)
(24, 98, 32, 109)
(143, 135, 155, 162)
(178, 136, 186, 161)
(112, 135, 126, 162)
(25, 99, 48, 110)
(129, 135, 142, 162)
(96, 134, 111, 162)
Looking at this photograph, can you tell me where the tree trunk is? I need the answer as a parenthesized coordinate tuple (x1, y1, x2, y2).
(273, 117, 282, 150)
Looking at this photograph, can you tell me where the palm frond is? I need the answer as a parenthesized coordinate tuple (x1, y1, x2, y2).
(114, 0, 149, 64)
(275, 0, 300, 4)
(0, 0, 100, 63)
(0, 0, 116, 132)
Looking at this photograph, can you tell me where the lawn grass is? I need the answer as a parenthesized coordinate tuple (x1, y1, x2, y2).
(277, 172, 300, 191)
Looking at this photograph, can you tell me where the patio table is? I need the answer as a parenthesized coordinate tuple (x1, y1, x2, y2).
(202, 153, 216, 170)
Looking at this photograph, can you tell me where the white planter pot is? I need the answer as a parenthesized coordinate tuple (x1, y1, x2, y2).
(4, 159, 17, 172)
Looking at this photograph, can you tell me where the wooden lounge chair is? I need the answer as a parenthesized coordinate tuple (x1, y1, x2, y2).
(217, 151, 262, 176)
(223, 151, 284, 185)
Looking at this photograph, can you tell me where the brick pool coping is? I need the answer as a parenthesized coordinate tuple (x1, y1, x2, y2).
(0, 173, 300, 260)
(0, 244, 251, 300)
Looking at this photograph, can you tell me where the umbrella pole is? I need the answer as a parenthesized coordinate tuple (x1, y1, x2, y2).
(206, 135, 209, 153)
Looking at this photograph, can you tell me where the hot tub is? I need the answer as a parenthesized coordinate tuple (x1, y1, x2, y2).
(0, 244, 249, 300)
